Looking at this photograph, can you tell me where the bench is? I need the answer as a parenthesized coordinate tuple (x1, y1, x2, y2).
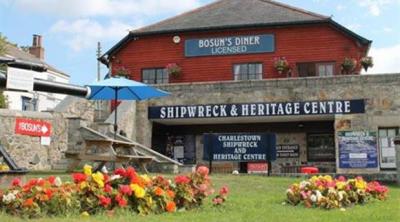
(65, 138, 154, 173)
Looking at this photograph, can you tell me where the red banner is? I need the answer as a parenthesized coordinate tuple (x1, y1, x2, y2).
(247, 162, 268, 173)
(15, 118, 51, 137)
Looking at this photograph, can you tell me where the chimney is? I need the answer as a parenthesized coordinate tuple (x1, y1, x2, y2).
(29, 34, 45, 60)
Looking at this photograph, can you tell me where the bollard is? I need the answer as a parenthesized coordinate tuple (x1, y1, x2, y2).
(395, 136, 400, 185)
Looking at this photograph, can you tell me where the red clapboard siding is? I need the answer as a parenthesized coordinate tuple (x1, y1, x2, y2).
(111, 23, 368, 83)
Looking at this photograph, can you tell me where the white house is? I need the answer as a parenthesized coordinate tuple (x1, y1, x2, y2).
(1, 35, 69, 111)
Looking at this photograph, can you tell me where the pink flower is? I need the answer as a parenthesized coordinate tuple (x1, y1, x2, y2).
(196, 166, 209, 176)
(219, 186, 229, 196)
(175, 175, 191, 185)
(104, 184, 113, 193)
(337, 176, 346, 182)
(119, 185, 132, 196)
(212, 197, 224, 205)
(11, 178, 21, 187)
(198, 184, 208, 193)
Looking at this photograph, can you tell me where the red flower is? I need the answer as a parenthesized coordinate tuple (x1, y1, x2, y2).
(166, 201, 176, 212)
(175, 175, 190, 185)
(72, 173, 87, 183)
(119, 185, 132, 196)
(45, 189, 53, 199)
(125, 167, 136, 180)
(196, 166, 209, 176)
(219, 186, 229, 196)
(99, 195, 111, 207)
(48, 176, 56, 185)
(115, 195, 127, 207)
(104, 184, 113, 193)
(114, 168, 126, 177)
(11, 178, 21, 187)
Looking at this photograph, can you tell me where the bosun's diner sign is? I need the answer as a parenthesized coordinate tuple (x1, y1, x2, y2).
(148, 99, 365, 120)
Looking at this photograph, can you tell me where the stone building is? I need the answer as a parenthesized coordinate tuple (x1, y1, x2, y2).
(96, 0, 398, 174)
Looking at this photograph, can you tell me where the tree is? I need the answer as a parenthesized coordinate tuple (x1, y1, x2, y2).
(0, 33, 8, 108)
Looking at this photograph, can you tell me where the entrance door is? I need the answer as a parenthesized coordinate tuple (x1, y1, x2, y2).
(378, 128, 398, 169)
(307, 134, 335, 162)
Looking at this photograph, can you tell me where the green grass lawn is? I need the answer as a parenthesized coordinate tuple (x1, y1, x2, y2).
(1, 174, 399, 222)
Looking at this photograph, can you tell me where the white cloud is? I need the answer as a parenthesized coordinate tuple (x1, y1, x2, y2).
(358, 0, 400, 16)
(7, 0, 203, 17)
(336, 4, 346, 11)
(366, 44, 400, 74)
(50, 19, 135, 52)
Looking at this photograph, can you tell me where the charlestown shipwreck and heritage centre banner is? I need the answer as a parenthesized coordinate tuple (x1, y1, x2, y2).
(203, 133, 276, 162)
(148, 99, 365, 119)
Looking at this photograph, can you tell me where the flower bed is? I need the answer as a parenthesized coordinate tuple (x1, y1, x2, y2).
(0, 165, 228, 218)
(286, 175, 389, 209)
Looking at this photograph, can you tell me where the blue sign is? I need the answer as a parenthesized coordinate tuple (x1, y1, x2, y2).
(338, 131, 378, 168)
(185, 34, 275, 57)
(203, 133, 276, 162)
(148, 99, 365, 119)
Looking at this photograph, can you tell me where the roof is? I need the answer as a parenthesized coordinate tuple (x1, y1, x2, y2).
(3, 43, 69, 77)
(100, 0, 372, 64)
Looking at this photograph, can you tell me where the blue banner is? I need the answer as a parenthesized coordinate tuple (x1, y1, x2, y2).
(203, 133, 276, 162)
(148, 99, 365, 119)
(338, 131, 378, 168)
(185, 34, 275, 57)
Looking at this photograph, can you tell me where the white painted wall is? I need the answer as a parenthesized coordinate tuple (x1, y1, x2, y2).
(3, 68, 69, 111)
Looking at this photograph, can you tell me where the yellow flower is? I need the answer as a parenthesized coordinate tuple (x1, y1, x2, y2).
(141, 174, 151, 184)
(92, 172, 104, 188)
(81, 211, 90, 217)
(355, 179, 367, 190)
(80, 181, 88, 189)
(323, 175, 333, 182)
(83, 165, 92, 176)
(146, 196, 153, 206)
(131, 184, 146, 198)
(336, 181, 346, 190)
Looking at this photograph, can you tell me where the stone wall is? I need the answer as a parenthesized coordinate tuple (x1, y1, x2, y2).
(134, 73, 400, 174)
(0, 109, 68, 170)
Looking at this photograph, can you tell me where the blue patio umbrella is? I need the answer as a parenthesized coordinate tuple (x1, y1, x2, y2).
(87, 77, 170, 138)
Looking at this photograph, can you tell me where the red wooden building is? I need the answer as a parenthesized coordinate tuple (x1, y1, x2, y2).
(100, 0, 371, 84)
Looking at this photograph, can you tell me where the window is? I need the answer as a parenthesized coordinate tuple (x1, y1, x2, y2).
(297, 62, 335, 77)
(378, 128, 398, 169)
(307, 134, 335, 162)
(21, 96, 37, 111)
(233, 63, 263, 80)
(317, 63, 334, 77)
(142, 68, 169, 84)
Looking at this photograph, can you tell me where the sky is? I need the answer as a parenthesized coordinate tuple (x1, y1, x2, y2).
(0, 0, 399, 85)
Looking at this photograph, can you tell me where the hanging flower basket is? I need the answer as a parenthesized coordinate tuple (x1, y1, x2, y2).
(360, 56, 373, 71)
(274, 57, 289, 75)
(114, 67, 130, 78)
(166, 63, 182, 79)
(341, 57, 357, 74)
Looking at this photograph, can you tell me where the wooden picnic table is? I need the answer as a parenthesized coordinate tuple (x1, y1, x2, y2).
(65, 138, 154, 173)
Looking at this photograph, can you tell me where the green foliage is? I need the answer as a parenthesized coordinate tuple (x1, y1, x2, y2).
(0, 91, 6, 108)
(0, 33, 8, 56)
